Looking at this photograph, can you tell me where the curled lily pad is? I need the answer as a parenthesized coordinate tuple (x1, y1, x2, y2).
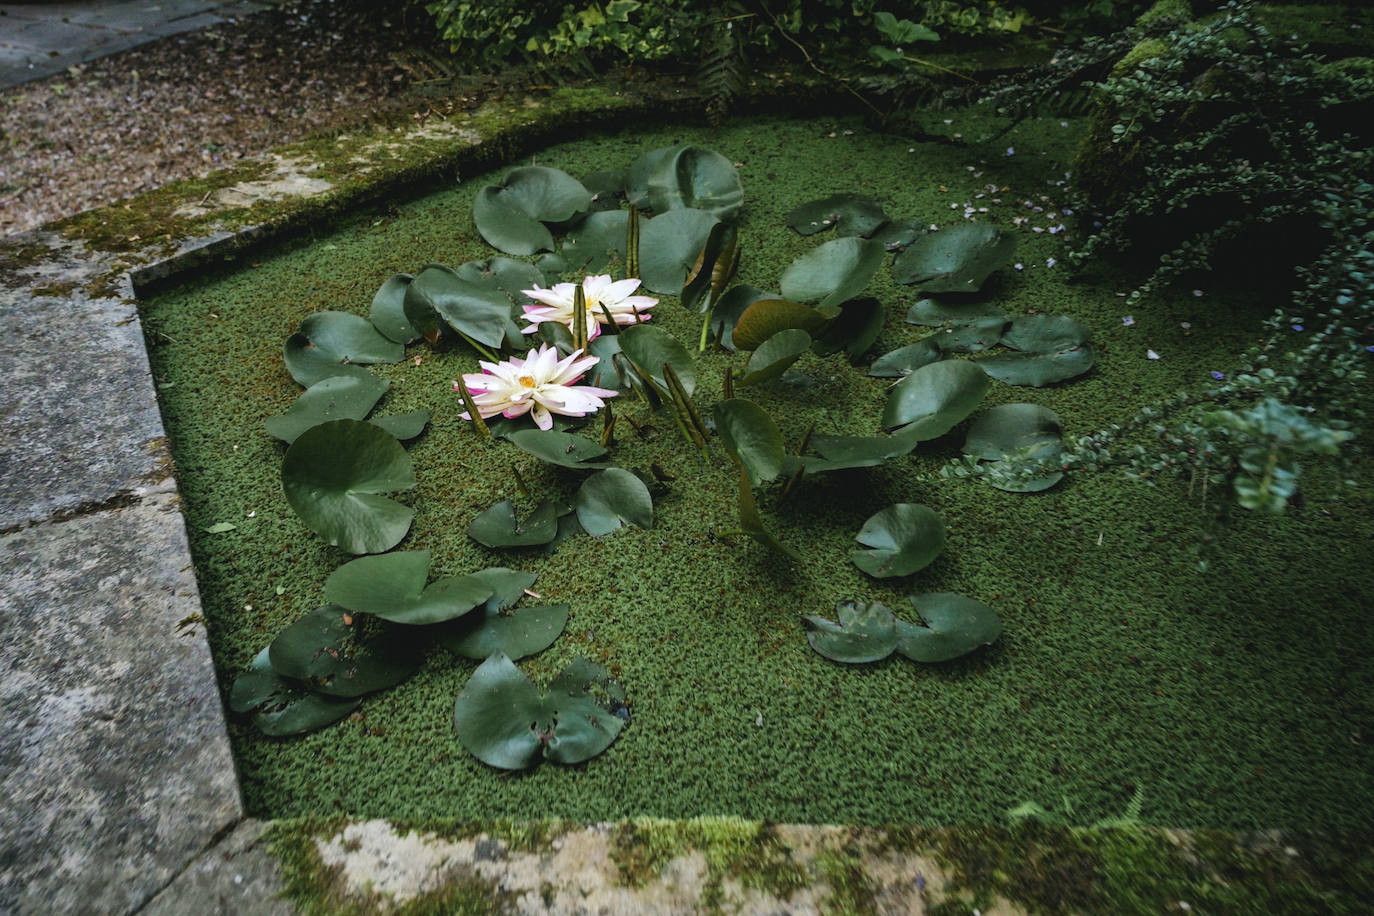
(882, 359, 990, 439)
(893, 223, 1016, 293)
(804, 600, 899, 663)
(810, 297, 885, 358)
(453, 653, 627, 770)
(473, 166, 591, 255)
(436, 568, 568, 661)
(638, 208, 721, 295)
(905, 297, 1008, 328)
(324, 550, 494, 625)
(852, 503, 945, 578)
(732, 298, 837, 352)
(681, 222, 739, 312)
(369, 409, 431, 442)
(869, 339, 943, 378)
(780, 237, 885, 310)
(978, 345, 1097, 387)
(403, 264, 511, 349)
(284, 311, 403, 387)
(268, 605, 420, 697)
(229, 648, 360, 736)
(897, 593, 1002, 662)
(786, 194, 889, 238)
(618, 324, 695, 396)
(709, 285, 775, 351)
(468, 499, 560, 548)
(370, 273, 420, 344)
(281, 419, 416, 554)
(506, 429, 612, 469)
(715, 398, 785, 486)
(740, 329, 812, 386)
(736, 468, 799, 560)
(576, 468, 653, 537)
(963, 403, 1064, 492)
(627, 145, 743, 221)
(266, 374, 390, 444)
(561, 210, 628, 274)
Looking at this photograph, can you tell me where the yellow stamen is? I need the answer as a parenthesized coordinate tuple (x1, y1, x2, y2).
(519, 375, 537, 388)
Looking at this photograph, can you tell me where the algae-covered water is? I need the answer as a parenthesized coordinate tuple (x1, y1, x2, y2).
(142, 112, 1374, 828)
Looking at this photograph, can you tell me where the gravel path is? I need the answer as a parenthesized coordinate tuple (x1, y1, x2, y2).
(0, 0, 454, 237)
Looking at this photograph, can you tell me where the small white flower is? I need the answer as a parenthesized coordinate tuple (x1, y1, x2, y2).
(521, 274, 656, 340)
(1147, 349, 1161, 360)
(1046, 257, 1057, 268)
(1122, 315, 1135, 326)
(456, 344, 617, 431)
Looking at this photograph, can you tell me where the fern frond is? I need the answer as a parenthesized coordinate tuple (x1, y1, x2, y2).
(700, 13, 747, 127)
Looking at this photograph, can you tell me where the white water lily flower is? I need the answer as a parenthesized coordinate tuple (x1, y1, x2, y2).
(455, 344, 617, 431)
(520, 274, 656, 340)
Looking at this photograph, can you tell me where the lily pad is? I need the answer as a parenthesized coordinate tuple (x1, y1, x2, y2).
(627, 145, 743, 221)
(268, 604, 420, 697)
(582, 167, 627, 210)
(893, 222, 1016, 293)
(473, 166, 591, 255)
(978, 345, 1097, 387)
(266, 374, 390, 444)
(436, 568, 568, 661)
(735, 468, 800, 560)
(561, 210, 629, 274)
(368, 409, 431, 442)
(618, 324, 695, 396)
(402, 264, 511, 349)
(870, 219, 925, 252)
(897, 592, 1002, 662)
(786, 194, 889, 238)
(455, 257, 547, 306)
(453, 653, 627, 770)
(804, 600, 899, 663)
(468, 499, 560, 548)
(851, 503, 946, 578)
(324, 550, 494, 625)
(370, 273, 420, 344)
(882, 359, 990, 439)
(281, 419, 416, 555)
(931, 316, 1009, 353)
(963, 403, 1064, 492)
(809, 297, 885, 358)
(638, 208, 721, 295)
(681, 222, 739, 312)
(715, 398, 785, 486)
(1000, 315, 1092, 352)
(869, 339, 943, 378)
(576, 468, 653, 537)
(732, 298, 837, 352)
(284, 311, 403, 387)
(739, 329, 812, 386)
(506, 429, 612, 470)
(229, 648, 361, 736)
(779, 237, 885, 309)
(905, 297, 1008, 328)
(708, 285, 774, 351)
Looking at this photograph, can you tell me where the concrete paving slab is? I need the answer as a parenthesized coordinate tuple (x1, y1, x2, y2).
(0, 234, 169, 531)
(0, 480, 242, 915)
(140, 820, 295, 916)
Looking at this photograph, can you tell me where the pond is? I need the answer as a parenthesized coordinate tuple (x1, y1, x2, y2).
(141, 111, 1374, 828)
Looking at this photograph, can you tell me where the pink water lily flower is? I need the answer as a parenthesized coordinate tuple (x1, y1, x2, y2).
(520, 274, 656, 340)
(455, 344, 617, 431)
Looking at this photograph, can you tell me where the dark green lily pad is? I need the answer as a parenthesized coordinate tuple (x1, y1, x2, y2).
(453, 653, 626, 770)
(266, 374, 390, 444)
(229, 648, 361, 736)
(455, 257, 547, 306)
(281, 419, 416, 555)
(882, 359, 990, 438)
(586, 333, 626, 389)
(561, 210, 629, 274)
(732, 298, 837, 352)
(506, 429, 612, 469)
(786, 194, 889, 238)
(897, 592, 1002, 662)
(795, 424, 925, 473)
(618, 324, 695, 396)
(905, 297, 1008, 328)
(978, 345, 1097, 387)
(893, 223, 1016, 293)
(779, 237, 885, 310)
(851, 503, 946, 578)
(582, 167, 627, 210)
(715, 398, 785, 486)
(736, 468, 799, 560)
(468, 499, 560, 548)
(627, 145, 743, 221)
(284, 311, 403, 387)
(932, 316, 1009, 353)
(804, 600, 900, 663)
(436, 568, 567, 661)
(869, 339, 943, 378)
(324, 550, 494, 625)
(871, 219, 925, 252)
(368, 409, 431, 442)
(576, 468, 653, 537)
(964, 403, 1064, 492)
(1000, 315, 1092, 352)
(473, 166, 591, 255)
(709, 285, 775, 351)
(403, 264, 511, 349)
(370, 273, 420, 344)
(810, 297, 885, 358)
(638, 208, 721, 295)
(268, 604, 420, 697)
(739, 329, 812, 386)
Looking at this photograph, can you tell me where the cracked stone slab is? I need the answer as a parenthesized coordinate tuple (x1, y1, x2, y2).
(0, 482, 242, 915)
(141, 820, 295, 916)
(0, 233, 169, 530)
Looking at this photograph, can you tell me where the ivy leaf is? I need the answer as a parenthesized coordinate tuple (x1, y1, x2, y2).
(575, 468, 653, 537)
(268, 605, 420, 697)
(851, 503, 946, 578)
(468, 499, 561, 548)
(897, 593, 1002, 662)
(804, 600, 899, 663)
(324, 550, 494, 625)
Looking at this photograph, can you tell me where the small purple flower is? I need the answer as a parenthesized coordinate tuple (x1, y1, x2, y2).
(1046, 257, 1057, 268)
(1367, 345, 1374, 353)
(1122, 315, 1135, 326)
(1211, 371, 1225, 380)
(1291, 324, 1304, 332)
(1006, 147, 1015, 156)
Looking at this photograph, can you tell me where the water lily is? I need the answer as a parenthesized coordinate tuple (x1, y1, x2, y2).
(455, 345, 617, 431)
(520, 274, 657, 340)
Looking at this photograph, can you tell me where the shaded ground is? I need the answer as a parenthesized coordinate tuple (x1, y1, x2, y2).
(0, 0, 451, 236)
